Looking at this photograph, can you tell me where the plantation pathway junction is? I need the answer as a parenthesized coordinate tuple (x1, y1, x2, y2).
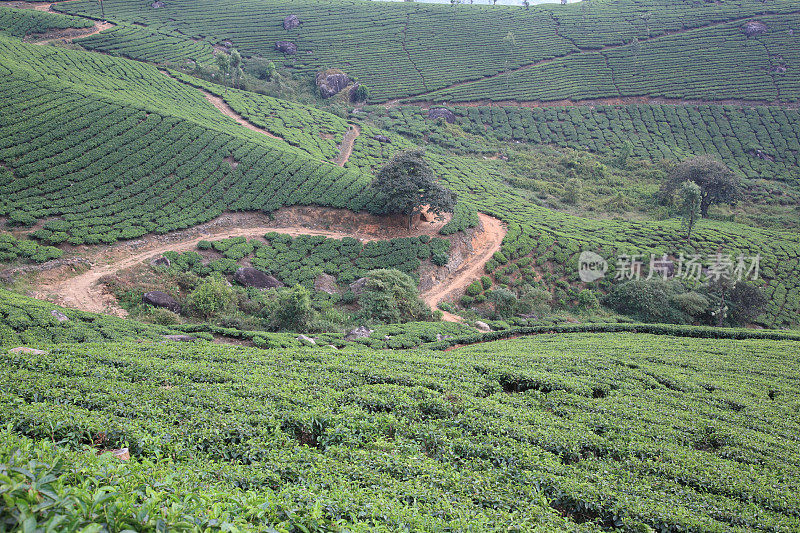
(32, 210, 506, 322)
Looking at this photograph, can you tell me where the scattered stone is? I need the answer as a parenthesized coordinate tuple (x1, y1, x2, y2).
(151, 0, 164, 8)
(222, 40, 234, 48)
(111, 448, 130, 461)
(428, 107, 456, 124)
(372, 134, 391, 144)
(316, 69, 351, 98)
(234, 267, 284, 289)
(8, 347, 48, 355)
(275, 41, 297, 54)
(314, 273, 339, 294)
(163, 335, 199, 342)
(474, 321, 492, 332)
(142, 291, 181, 313)
(283, 14, 301, 30)
(150, 256, 171, 268)
(436, 334, 454, 341)
(752, 149, 775, 162)
(771, 64, 787, 73)
(50, 310, 69, 322)
(742, 21, 768, 36)
(344, 326, 373, 341)
(324, 345, 338, 350)
(349, 277, 368, 296)
(297, 334, 317, 346)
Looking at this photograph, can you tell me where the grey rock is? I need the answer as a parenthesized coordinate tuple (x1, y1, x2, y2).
(234, 267, 284, 289)
(222, 40, 233, 48)
(474, 321, 492, 333)
(742, 21, 768, 36)
(8, 347, 48, 355)
(349, 277, 368, 296)
(150, 256, 171, 268)
(316, 69, 351, 98)
(297, 334, 317, 346)
(143, 291, 181, 313)
(344, 326, 373, 341)
(314, 273, 339, 294)
(50, 310, 69, 322)
(428, 107, 456, 124)
(283, 14, 300, 30)
(163, 334, 199, 342)
(151, 1, 164, 7)
(275, 41, 297, 54)
(372, 134, 391, 144)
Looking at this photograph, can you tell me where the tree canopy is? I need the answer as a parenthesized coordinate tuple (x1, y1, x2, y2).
(661, 156, 742, 217)
(372, 150, 456, 229)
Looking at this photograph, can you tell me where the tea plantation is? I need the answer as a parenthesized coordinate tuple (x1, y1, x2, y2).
(53, 0, 800, 103)
(1, 333, 799, 530)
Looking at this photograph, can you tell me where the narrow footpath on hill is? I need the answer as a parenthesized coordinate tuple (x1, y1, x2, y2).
(33, 210, 506, 322)
(199, 89, 285, 141)
(333, 125, 361, 166)
(26, 19, 113, 44)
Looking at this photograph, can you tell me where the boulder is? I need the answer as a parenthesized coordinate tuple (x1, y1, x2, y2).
(372, 134, 391, 144)
(275, 41, 297, 54)
(316, 69, 351, 98)
(8, 347, 48, 355)
(428, 107, 456, 124)
(742, 21, 768, 36)
(163, 334, 199, 342)
(474, 321, 492, 333)
(234, 267, 284, 289)
(150, 256, 171, 268)
(50, 310, 69, 323)
(297, 334, 317, 346)
(283, 14, 300, 30)
(151, 1, 164, 8)
(314, 273, 339, 294)
(344, 326, 373, 342)
(142, 291, 180, 313)
(349, 277, 368, 296)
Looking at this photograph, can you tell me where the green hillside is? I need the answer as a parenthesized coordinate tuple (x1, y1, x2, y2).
(53, 0, 800, 103)
(2, 333, 799, 530)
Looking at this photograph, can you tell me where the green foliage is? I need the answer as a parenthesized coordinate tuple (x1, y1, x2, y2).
(0, 289, 178, 345)
(269, 284, 317, 332)
(2, 333, 800, 529)
(372, 150, 455, 227)
(603, 280, 709, 324)
(0, 5, 92, 38)
(187, 276, 236, 319)
(56, 0, 800, 102)
(358, 269, 431, 323)
(0, 234, 62, 264)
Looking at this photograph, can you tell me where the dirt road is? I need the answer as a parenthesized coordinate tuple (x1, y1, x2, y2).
(200, 90, 285, 141)
(34, 211, 506, 321)
(333, 125, 361, 166)
(27, 20, 114, 45)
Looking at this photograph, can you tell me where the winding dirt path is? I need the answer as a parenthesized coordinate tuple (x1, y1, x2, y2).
(333, 125, 361, 166)
(33, 210, 506, 322)
(200, 90, 285, 141)
(26, 20, 114, 45)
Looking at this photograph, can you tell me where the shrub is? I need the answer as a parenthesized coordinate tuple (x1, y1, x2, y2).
(358, 269, 431, 323)
(576, 289, 600, 311)
(603, 280, 708, 324)
(489, 288, 518, 319)
(270, 285, 318, 332)
(187, 276, 237, 319)
(466, 280, 483, 297)
(481, 276, 492, 290)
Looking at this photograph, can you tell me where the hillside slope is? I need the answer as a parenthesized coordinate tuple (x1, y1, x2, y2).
(54, 0, 800, 103)
(1, 333, 799, 530)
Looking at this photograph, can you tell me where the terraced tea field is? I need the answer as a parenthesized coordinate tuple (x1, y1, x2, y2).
(54, 0, 800, 103)
(1, 331, 799, 530)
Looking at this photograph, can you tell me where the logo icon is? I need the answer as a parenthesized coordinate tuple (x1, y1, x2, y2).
(578, 251, 608, 283)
